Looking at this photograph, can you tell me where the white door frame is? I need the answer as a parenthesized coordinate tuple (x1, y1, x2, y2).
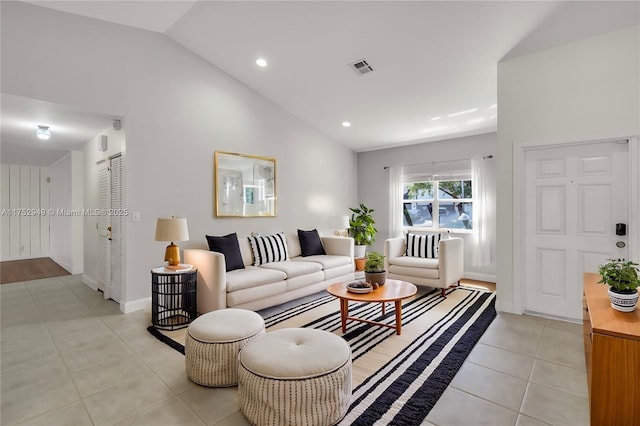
(513, 135, 639, 316)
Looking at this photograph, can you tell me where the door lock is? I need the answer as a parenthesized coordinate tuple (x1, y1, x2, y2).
(616, 241, 626, 248)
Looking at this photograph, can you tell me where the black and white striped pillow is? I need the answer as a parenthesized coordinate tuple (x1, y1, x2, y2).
(405, 233, 442, 259)
(248, 233, 289, 266)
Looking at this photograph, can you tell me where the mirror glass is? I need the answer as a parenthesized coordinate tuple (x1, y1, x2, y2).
(214, 151, 277, 217)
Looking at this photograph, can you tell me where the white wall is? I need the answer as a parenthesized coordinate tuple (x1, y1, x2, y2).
(82, 128, 126, 290)
(1, 2, 356, 311)
(497, 25, 640, 313)
(0, 164, 50, 260)
(48, 152, 83, 273)
(356, 132, 497, 280)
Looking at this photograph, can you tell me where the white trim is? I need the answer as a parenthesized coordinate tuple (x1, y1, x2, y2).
(463, 272, 496, 283)
(122, 296, 150, 314)
(513, 135, 639, 317)
(82, 274, 99, 291)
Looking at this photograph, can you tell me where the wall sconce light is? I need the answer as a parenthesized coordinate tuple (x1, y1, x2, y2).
(36, 125, 51, 140)
(155, 216, 189, 266)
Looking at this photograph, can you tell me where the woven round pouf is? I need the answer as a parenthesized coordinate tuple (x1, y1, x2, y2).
(238, 328, 352, 426)
(185, 308, 265, 387)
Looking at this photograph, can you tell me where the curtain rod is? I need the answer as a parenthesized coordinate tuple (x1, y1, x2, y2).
(383, 154, 493, 170)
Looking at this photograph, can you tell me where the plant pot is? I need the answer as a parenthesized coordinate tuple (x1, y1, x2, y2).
(354, 258, 366, 271)
(608, 287, 639, 312)
(365, 271, 387, 285)
(354, 245, 367, 259)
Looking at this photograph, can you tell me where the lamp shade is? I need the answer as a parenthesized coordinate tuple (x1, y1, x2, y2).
(155, 217, 189, 242)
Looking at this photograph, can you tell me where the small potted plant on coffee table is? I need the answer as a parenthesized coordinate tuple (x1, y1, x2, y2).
(364, 251, 386, 286)
(598, 258, 640, 312)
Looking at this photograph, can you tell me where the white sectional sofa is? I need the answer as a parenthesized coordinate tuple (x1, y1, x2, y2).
(184, 233, 355, 312)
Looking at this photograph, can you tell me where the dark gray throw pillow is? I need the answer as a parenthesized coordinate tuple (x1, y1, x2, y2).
(206, 233, 245, 272)
(298, 229, 326, 257)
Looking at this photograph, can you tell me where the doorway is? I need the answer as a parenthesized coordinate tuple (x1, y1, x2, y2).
(520, 140, 629, 320)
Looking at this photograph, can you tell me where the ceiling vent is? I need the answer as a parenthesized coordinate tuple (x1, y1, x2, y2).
(349, 58, 374, 75)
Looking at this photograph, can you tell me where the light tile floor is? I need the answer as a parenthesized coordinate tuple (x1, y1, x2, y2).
(1, 275, 589, 426)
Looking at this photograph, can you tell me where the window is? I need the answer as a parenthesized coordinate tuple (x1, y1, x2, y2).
(402, 179, 473, 230)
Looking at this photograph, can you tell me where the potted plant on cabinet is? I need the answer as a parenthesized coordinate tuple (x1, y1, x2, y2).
(598, 258, 640, 312)
(348, 203, 377, 267)
(364, 251, 386, 285)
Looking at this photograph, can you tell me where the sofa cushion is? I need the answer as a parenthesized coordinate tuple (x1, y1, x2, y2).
(388, 264, 440, 279)
(206, 233, 245, 272)
(323, 263, 355, 281)
(298, 229, 326, 256)
(389, 255, 439, 269)
(248, 233, 290, 266)
(226, 266, 287, 292)
(292, 255, 351, 270)
(260, 260, 322, 278)
(406, 233, 442, 259)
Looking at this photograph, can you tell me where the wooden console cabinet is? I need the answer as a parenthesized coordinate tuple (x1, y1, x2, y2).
(583, 272, 640, 425)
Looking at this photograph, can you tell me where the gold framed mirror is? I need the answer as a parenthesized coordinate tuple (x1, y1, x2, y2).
(214, 151, 277, 217)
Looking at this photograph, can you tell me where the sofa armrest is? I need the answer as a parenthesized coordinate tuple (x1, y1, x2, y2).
(438, 237, 464, 287)
(384, 237, 406, 270)
(321, 236, 354, 259)
(183, 249, 227, 313)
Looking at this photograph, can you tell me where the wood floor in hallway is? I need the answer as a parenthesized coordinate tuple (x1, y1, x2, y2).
(0, 257, 70, 284)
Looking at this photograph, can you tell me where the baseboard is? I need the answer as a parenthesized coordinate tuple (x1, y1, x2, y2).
(123, 297, 151, 314)
(463, 272, 496, 283)
(50, 256, 72, 274)
(82, 275, 99, 291)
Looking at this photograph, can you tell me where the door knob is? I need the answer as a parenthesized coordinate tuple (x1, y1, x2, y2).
(616, 241, 626, 248)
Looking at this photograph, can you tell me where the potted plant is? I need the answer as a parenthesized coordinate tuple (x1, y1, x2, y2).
(349, 203, 377, 262)
(364, 251, 386, 285)
(598, 258, 640, 312)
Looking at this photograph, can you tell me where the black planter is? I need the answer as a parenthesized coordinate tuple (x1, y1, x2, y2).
(365, 271, 387, 285)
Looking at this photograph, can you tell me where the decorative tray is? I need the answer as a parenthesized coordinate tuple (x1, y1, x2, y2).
(346, 281, 373, 294)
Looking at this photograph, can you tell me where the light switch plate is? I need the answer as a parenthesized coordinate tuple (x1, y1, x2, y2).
(132, 211, 141, 223)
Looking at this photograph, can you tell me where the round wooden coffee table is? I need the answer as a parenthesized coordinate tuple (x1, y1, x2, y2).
(327, 279, 417, 335)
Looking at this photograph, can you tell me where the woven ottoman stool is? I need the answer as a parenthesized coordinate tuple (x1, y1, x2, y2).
(238, 328, 352, 426)
(185, 308, 265, 387)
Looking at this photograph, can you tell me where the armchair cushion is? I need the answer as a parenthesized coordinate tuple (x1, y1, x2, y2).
(405, 233, 442, 259)
(206, 233, 245, 272)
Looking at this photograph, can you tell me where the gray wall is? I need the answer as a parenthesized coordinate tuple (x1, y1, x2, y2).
(2, 2, 357, 311)
(357, 132, 497, 281)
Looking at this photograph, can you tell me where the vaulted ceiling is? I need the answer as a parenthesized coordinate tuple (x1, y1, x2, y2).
(3, 1, 639, 165)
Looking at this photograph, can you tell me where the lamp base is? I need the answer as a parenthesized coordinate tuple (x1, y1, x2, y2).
(165, 243, 180, 266)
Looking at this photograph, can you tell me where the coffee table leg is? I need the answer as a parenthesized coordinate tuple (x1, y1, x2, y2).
(395, 301, 402, 335)
(340, 299, 348, 333)
(381, 302, 386, 316)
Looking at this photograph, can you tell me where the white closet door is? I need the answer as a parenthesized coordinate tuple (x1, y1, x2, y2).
(109, 155, 123, 303)
(96, 161, 111, 298)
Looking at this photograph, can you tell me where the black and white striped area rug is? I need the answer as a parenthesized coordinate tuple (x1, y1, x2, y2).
(148, 286, 496, 425)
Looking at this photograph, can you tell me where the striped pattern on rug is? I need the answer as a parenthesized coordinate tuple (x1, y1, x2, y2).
(147, 286, 496, 425)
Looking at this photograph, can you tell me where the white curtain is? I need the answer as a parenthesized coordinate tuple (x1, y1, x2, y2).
(388, 165, 404, 239)
(471, 157, 495, 266)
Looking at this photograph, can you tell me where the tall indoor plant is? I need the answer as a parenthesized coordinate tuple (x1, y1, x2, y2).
(349, 203, 377, 260)
(598, 258, 640, 312)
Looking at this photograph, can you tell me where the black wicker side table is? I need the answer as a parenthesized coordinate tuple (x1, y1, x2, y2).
(151, 266, 197, 330)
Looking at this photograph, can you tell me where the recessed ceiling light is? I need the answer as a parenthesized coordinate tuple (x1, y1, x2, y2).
(36, 125, 51, 140)
(342, 121, 351, 127)
(430, 116, 442, 121)
(447, 108, 479, 118)
(256, 58, 268, 67)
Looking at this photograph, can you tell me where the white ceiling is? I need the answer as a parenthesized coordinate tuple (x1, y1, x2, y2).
(3, 1, 639, 166)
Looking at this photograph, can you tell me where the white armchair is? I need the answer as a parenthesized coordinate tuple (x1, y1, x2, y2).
(384, 236, 464, 297)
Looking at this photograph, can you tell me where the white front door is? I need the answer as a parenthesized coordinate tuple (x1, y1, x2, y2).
(524, 140, 628, 320)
